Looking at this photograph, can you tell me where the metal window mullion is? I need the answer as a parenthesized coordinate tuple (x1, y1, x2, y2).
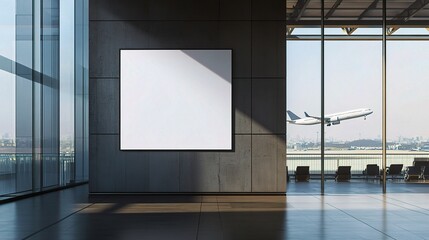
(321, 0, 325, 195)
(382, 0, 387, 194)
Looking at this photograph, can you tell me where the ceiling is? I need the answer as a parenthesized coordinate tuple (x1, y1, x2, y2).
(286, 0, 429, 33)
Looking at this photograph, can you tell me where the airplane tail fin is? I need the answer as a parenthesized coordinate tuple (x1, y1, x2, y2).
(304, 112, 310, 117)
(287, 110, 301, 120)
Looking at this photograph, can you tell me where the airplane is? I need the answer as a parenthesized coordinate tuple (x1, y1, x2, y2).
(287, 108, 373, 126)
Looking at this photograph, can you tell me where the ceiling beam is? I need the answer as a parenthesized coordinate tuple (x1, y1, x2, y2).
(345, 0, 380, 34)
(286, 20, 429, 28)
(357, 0, 380, 21)
(286, 35, 429, 41)
(387, 0, 429, 35)
(391, 0, 429, 22)
(287, 0, 311, 35)
(289, 0, 311, 21)
(386, 28, 396, 35)
(325, 0, 344, 19)
(341, 27, 357, 35)
(287, 27, 295, 35)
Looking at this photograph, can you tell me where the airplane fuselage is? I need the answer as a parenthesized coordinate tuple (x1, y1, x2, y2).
(291, 118, 320, 125)
(287, 108, 373, 126)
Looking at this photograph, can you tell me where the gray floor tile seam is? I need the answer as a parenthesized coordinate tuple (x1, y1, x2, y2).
(392, 223, 427, 240)
(216, 200, 225, 240)
(312, 194, 420, 211)
(284, 193, 322, 200)
(283, 194, 324, 204)
(323, 201, 399, 240)
(215, 201, 229, 240)
(21, 203, 95, 240)
(366, 195, 429, 217)
(383, 195, 429, 211)
(313, 194, 369, 203)
(195, 201, 203, 240)
(360, 219, 429, 237)
(320, 194, 429, 220)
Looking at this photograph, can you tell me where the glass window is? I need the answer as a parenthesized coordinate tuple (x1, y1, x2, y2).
(0, 0, 18, 195)
(286, 0, 321, 194)
(60, 0, 75, 185)
(0, 0, 88, 200)
(386, 1, 429, 188)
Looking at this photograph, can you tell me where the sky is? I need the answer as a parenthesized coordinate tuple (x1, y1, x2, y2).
(287, 36, 429, 142)
(0, 0, 16, 139)
(0, 0, 75, 140)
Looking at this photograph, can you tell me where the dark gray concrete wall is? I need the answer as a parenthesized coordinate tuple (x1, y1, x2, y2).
(89, 0, 286, 193)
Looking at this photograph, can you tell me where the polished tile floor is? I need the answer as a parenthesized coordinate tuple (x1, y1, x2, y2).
(1, 183, 429, 240)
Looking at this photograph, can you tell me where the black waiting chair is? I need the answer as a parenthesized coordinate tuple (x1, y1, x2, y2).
(414, 159, 429, 176)
(414, 159, 429, 170)
(363, 164, 380, 180)
(413, 158, 429, 165)
(295, 166, 310, 182)
(386, 164, 403, 180)
(335, 166, 351, 182)
(405, 158, 429, 181)
(405, 166, 421, 181)
(422, 166, 429, 180)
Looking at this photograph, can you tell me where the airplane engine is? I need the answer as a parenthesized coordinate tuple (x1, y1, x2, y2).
(332, 120, 340, 125)
(330, 117, 340, 125)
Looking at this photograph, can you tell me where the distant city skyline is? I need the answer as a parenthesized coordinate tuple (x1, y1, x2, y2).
(287, 135, 429, 144)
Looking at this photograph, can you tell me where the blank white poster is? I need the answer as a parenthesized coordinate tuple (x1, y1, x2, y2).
(120, 50, 232, 150)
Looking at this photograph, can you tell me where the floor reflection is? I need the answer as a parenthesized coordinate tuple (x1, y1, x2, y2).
(287, 179, 429, 194)
(2, 184, 429, 240)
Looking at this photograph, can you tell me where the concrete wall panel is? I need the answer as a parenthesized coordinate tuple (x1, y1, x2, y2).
(89, 78, 97, 134)
(123, 151, 150, 192)
(148, 0, 220, 21)
(179, 152, 220, 192)
(89, 134, 97, 192)
(89, 0, 286, 194)
(90, 0, 149, 21)
(220, 0, 251, 20)
(252, 78, 285, 134)
(251, 21, 286, 78)
(219, 22, 251, 78)
(276, 135, 286, 192)
(92, 78, 119, 134)
(91, 135, 124, 192)
(251, 0, 286, 20)
(149, 153, 180, 192)
(147, 21, 219, 49)
(89, 21, 150, 78)
(234, 78, 251, 134)
(90, 0, 219, 21)
(251, 135, 283, 192)
(219, 135, 251, 192)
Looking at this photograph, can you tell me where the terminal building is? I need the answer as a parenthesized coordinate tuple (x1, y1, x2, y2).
(0, 0, 429, 239)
